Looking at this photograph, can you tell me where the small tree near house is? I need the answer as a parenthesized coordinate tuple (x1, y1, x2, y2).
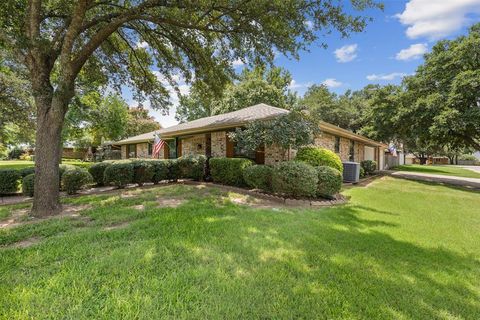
(228, 108, 319, 160)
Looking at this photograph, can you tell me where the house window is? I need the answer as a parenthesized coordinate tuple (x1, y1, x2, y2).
(126, 144, 137, 158)
(334, 136, 340, 153)
(349, 140, 355, 161)
(148, 143, 153, 156)
(167, 140, 177, 159)
(234, 145, 256, 160)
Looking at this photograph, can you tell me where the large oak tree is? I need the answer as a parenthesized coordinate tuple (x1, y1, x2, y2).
(0, 0, 380, 216)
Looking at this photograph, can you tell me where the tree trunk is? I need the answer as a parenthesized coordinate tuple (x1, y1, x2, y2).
(31, 96, 67, 217)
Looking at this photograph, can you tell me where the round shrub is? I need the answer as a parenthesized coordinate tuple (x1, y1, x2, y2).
(209, 158, 253, 186)
(243, 165, 273, 191)
(131, 160, 155, 186)
(177, 155, 206, 181)
(22, 174, 35, 197)
(167, 159, 180, 181)
(61, 167, 93, 195)
(0, 169, 21, 194)
(316, 166, 342, 199)
(360, 160, 377, 175)
(104, 162, 134, 188)
(295, 146, 343, 173)
(150, 160, 170, 184)
(88, 162, 111, 186)
(19, 166, 35, 177)
(360, 167, 366, 178)
(271, 161, 318, 198)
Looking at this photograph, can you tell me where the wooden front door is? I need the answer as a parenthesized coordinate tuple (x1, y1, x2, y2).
(255, 144, 265, 164)
(163, 143, 169, 159)
(177, 139, 182, 157)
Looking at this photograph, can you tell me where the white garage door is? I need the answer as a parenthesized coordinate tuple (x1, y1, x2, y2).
(364, 146, 375, 161)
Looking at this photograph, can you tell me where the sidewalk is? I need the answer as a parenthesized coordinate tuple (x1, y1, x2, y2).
(387, 171, 480, 189)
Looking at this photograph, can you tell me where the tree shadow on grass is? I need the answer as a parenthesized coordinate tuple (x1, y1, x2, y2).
(172, 204, 480, 319)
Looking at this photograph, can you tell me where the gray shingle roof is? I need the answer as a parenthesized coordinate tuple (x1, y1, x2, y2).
(115, 103, 288, 144)
(160, 103, 289, 137)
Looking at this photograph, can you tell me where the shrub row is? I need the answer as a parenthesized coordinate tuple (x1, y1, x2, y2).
(88, 156, 205, 188)
(360, 160, 377, 176)
(209, 157, 253, 187)
(242, 161, 342, 199)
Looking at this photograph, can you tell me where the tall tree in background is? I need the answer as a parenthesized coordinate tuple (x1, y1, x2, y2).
(176, 65, 298, 122)
(0, 57, 35, 155)
(63, 93, 129, 147)
(0, 0, 381, 216)
(124, 105, 161, 137)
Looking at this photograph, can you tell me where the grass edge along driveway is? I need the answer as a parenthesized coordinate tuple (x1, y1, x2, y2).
(0, 177, 479, 319)
(394, 164, 480, 179)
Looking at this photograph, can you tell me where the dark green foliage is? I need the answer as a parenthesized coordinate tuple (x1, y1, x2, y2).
(0, 169, 21, 194)
(22, 173, 35, 197)
(295, 146, 343, 173)
(131, 160, 155, 186)
(19, 166, 35, 177)
(177, 155, 206, 181)
(88, 162, 111, 186)
(271, 161, 318, 197)
(360, 167, 366, 178)
(61, 167, 93, 195)
(360, 160, 377, 175)
(150, 160, 170, 184)
(209, 158, 253, 186)
(7, 147, 24, 159)
(243, 165, 273, 191)
(166, 160, 181, 181)
(104, 163, 134, 188)
(316, 166, 342, 199)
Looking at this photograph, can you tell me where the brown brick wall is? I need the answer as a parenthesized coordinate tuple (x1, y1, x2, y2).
(182, 134, 206, 156)
(211, 131, 227, 157)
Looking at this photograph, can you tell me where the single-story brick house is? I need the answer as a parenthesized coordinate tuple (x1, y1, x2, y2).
(114, 104, 386, 169)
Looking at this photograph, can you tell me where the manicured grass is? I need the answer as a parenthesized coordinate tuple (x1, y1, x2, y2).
(0, 160, 92, 170)
(1, 178, 479, 319)
(394, 164, 480, 179)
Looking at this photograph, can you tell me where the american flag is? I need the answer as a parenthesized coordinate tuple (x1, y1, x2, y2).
(152, 133, 165, 158)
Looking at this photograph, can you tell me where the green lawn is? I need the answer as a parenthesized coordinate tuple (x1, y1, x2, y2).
(0, 160, 92, 170)
(394, 164, 480, 179)
(1, 177, 479, 319)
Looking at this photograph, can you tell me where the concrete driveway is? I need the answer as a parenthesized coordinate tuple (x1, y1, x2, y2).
(459, 165, 480, 173)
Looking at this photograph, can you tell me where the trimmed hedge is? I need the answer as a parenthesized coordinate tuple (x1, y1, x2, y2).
(104, 162, 134, 188)
(166, 159, 180, 181)
(19, 167, 35, 177)
(131, 160, 155, 186)
(150, 160, 170, 184)
(271, 161, 318, 197)
(210, 157, 253, 186)
(0, 169, 21, 194)
(22, 174, 35, 197)
(243, 165, 273, 191)
(360, 160, 377, 175)
(177, 155, 206, 181)
(88, 162, 111, 186)
(295, 146, 343, 173)
(61, 167, 93, 195)
(316, 166, 342, 199)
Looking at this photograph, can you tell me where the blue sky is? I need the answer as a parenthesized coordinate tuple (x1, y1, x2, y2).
(123, 0, 480, 128)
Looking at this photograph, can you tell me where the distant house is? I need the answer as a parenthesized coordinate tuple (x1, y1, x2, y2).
(114, 104, 386, 169)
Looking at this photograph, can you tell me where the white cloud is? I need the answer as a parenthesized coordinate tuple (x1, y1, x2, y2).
(304, 20, 314, 30)
(396, 0, 480, 40)
(321, 78, 342, 88)
(395, 43, 428, 60)
(366, 72, 407, 81)
(232, 58, 245, 67)
(334, 44, 358, 63)
(135, 41, 149, 49)
(288, 79, 313, 90)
